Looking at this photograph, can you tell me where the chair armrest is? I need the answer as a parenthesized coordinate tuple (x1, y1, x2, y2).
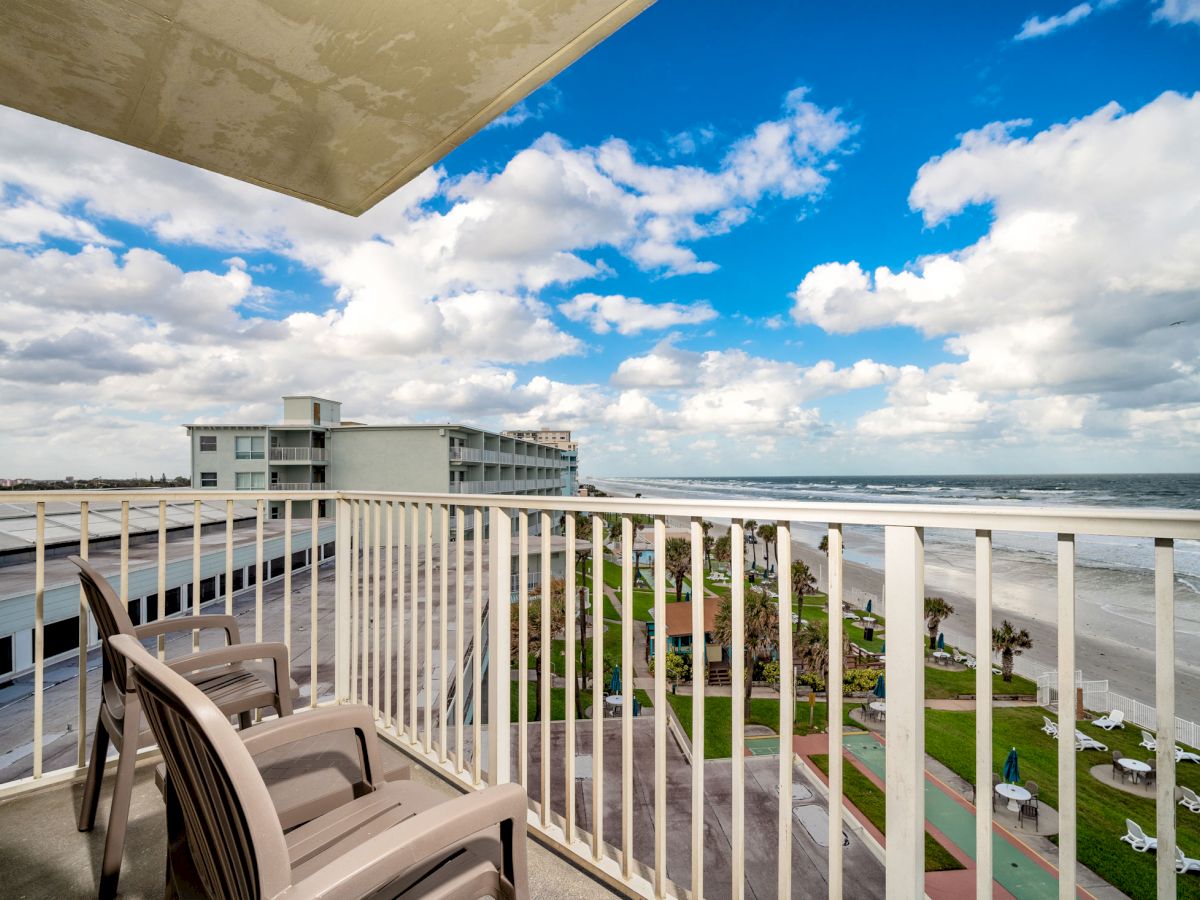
(238, 705, 383, 786)
(296, 783, 529, 899)
(166, 642, 293, 716)
(135, 614, 242, 644)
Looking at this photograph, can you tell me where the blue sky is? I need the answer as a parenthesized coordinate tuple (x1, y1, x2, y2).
(1, 0, 1198, 478)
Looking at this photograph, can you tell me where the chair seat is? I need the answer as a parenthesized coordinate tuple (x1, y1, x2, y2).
(287, 779, 502, 895)
(182, 659, 300, 717)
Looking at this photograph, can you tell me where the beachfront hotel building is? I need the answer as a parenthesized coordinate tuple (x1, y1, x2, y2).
(186, 395, 570, 519)
(501, 429, 580, 495)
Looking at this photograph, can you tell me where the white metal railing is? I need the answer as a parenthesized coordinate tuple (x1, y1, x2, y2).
(268, 447, 329, 462)
(449, 446, 485, 463)
(269, 481, 315, 490)
(0, 488, 1197, 900)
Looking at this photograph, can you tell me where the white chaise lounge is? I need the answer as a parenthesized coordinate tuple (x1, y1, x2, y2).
(1075, 730, 1108, 752)
(1120, 819, 1157, 853)
(1178, 847, 1200, 874)
(1092, 710, 1125, 730)
(1181, 786, 1200, 813)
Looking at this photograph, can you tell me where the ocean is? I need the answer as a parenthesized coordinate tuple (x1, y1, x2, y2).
(591, 474, 1200, 649)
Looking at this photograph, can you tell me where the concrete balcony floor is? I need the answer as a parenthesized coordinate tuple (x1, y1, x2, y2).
(0, 742, 617, 900)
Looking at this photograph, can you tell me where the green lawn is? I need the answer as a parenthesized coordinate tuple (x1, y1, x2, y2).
(665, 693, 830, 759)
(923, 665, 1037, 699)
(924, 706, 1200, 900)
(548, 620, 623, 677)
(809, 754, 964, 872)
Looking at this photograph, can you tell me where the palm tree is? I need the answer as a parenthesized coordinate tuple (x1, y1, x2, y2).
(744, 520, 759, 569)
(631, 513, 652, 586)
(818, 535, 828, 555)
(991, 619, 1032, 683)
(791, 560, 817, 624)
(713, 533, 732, 570)
(757, 523, 777, 572)
(664, 536, 692, 603)
(795, 620, 833, 726)
(701, 520, 715, 570)
(713, 587, 779, 719)
(513, 578, 567, 720)
(923, 596, 955, 649)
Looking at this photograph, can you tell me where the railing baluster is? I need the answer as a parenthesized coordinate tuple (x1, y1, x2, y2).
(254, 499, 264, 646)
(883, 524, 924, 899)
(409, 502, 419, 740)
(362, 500, 373, 711)
(285, 499, 293, 656)
(592, 512, 604, 862)
(564, 511, 577, 842)
(827, 523, 844, 900)
(730, 519, 745, 898)
(226, 500, 235, 617)
(439, 503, 450, 760)
(540, 510, 552, 826)
(1056, 534, 1076, 900)
(424, 502, 434, 754)
(652, 516, 666, 897)
(192, 500, 202, 651)
(518, 512, 529, 788)
(776, 520, 793, 899)
(33, 502, 45, 779)
(310, 497, 319, 708)
(472, 507, 484, 785)
(488, 505, 513, 786)
(335, 497, 351, 703)
(621, 514, 634, 880)
(373, 499, 382, 720)
(975, 530, 993, 899)
(76, 501, 90, 768)
(157, 502, 167, 661)
(455, 505, 465, 772)
(1154, 537, 1176, 896)
(350, 499, 360, 704)
(395, 501, 407, 734)
(690, 516, 705, 898)
(385, 501, 394, 728)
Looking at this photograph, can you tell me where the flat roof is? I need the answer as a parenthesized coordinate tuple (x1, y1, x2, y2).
(659, 596, 720, 638)
(0, 0, 654, 215)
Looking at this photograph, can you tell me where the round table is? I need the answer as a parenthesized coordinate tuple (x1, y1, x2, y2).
(869, 701, 886, 721)
(995, 783, 1031, 812)
(931, 651, 951, 665)
(604, 695, 624, 717)
(1118, 758, 1152, 782)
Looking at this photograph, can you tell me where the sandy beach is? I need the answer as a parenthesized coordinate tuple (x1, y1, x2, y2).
(600, 487, 1200, 726)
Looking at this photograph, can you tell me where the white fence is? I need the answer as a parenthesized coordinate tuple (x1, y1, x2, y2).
(1038, 671, 1200, 751)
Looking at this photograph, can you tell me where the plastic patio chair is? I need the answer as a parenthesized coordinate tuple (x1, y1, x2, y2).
(1093, 709, 1125, 730)
(1178, 846, 1200, 875)
(1041, 716, 1059, 737)
(1181, 786, 1200, 813)
(1018, 796, 1039, 831)
(72, 555, 298, 899)
(1112, 750, 1126, 782)
(1119, 819, 1158, 853)
(108, 633, 528, 900)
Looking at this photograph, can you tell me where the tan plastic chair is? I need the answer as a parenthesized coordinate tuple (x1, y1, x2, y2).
(108, 633, 529, 900)
(71, 555, 298, 899)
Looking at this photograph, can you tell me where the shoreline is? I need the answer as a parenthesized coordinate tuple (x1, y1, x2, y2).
(593, 484, 1200, 724)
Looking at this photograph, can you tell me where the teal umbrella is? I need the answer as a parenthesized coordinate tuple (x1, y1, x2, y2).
(873, 674, 886, 699)
(1003, 747, 1020, 783)
(610, 665, 621, 694)
(881, 640, 886, 654)
(866, 597, 873, 614)
(937, 633, 945, 651)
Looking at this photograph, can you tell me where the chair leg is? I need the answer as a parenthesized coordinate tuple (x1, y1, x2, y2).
(98, 720, 138, 900)
(238, 710, 253, 730)
(78, 712, 110, 832)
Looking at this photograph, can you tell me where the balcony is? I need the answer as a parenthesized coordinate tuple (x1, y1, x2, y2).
(268, 481, 319, 490)
(268, 447, 330, 463)
(0, 488, 1197, 899)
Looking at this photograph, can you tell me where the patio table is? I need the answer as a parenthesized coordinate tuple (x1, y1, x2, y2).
(931, 651, 951, 665)
(995, 783, 1030, 812)
(1118, 758, 1151, 782)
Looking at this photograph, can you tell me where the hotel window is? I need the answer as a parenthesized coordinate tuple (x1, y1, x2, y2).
(199, 472, 217, 488)
(199, 435, 217, 452)
(235, 472, 265, 490)
(235, 436, 264, 459)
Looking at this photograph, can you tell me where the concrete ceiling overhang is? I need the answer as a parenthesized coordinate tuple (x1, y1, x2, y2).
(0, 0, 653, 216)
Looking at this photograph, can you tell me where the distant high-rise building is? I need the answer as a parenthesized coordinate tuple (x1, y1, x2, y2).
(501, 429, 579, 495)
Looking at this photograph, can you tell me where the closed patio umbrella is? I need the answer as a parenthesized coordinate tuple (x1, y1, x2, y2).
(873, 674, 886, 699)
(610, 665, 621, 695)
(1003, 747, 1020, 784)
(866, 598, 873, 615)
(937, 633, 945, 651)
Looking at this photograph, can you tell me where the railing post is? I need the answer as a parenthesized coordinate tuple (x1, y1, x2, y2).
(1155, 537, 1177, 896)
(488, 505, 512, 785)
(1057, 534, 1076, 900)
(884, 524, 924, 900)
(335, 496, 352, 703)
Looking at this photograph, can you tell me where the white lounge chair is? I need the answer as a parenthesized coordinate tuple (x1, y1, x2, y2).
(1075, 730, 1108, 752)
(1141, 731, 1200, 762)
(1120, 819, 1157, 853)
(1183, 787, 1200, 813)
(1178, 847, 1200, 874)
(1141, 730, 1158, 751)
(1092, 710, 1125, 730)
(991, 666, 1002, 676)
(952, 651, 968, 663)
(964, 657, 977, 670)
(1041, 716, 1059, 737)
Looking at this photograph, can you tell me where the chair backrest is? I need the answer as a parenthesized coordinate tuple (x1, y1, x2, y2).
(1127, 819, 1145, 839)
(1110, 710, 1124, 724)
(1142, 730, 1155, 742)
(71, 556, 138, 696)
(1025, 780, 1039, 796)
(107, 633, 291, 900)
(1185, 786, 1199, 801)
(1113, 750, 1123, 761)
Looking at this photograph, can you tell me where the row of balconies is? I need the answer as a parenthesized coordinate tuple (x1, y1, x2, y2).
(448, 446, 564, 468)
(447, 478, 562, 493)
(268, 447, 330, 462)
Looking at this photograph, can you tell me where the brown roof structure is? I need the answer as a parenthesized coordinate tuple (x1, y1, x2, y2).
(660, 596, 719, 638)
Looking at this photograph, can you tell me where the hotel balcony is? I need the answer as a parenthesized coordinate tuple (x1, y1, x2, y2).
(0, 489, 1196, 899)
(268, 447, 330, 463)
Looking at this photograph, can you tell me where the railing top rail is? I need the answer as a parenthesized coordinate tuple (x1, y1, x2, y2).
(3, 488, 1199, 538)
